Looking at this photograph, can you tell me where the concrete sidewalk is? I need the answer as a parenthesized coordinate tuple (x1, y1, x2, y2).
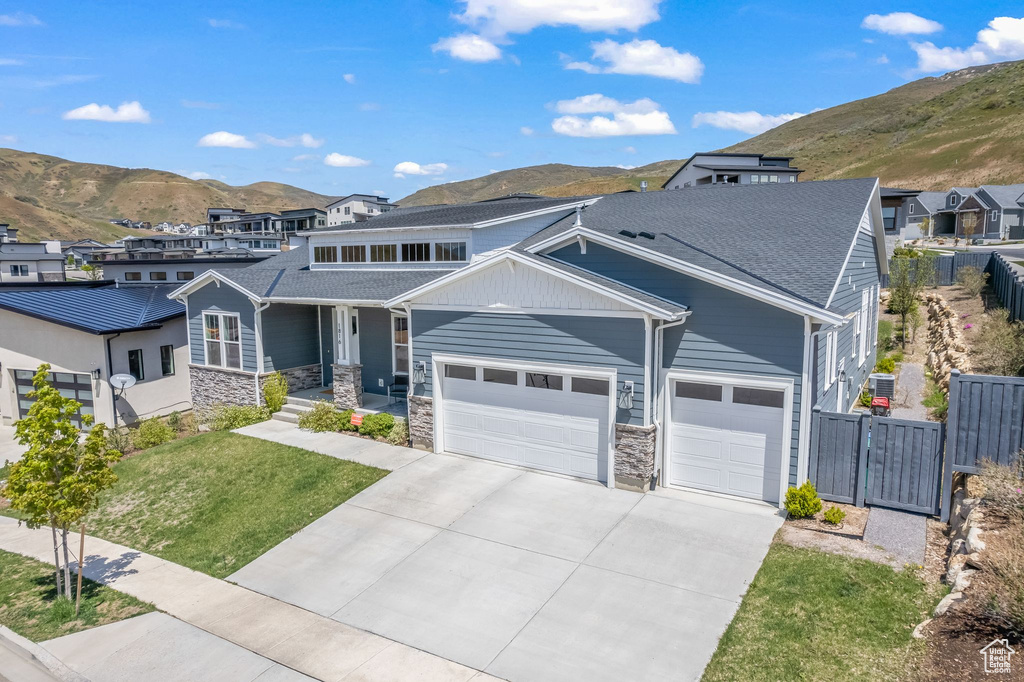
(0, 516, 498, 682)
(234, 420, 425, 471)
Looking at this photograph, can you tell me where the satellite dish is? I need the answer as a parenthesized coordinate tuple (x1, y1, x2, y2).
(109, 374, 137, 391)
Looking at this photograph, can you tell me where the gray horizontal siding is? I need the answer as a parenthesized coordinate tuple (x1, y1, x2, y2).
(261, 303, 319, 372)
(551, 241, 806, 485)
(186, 282, 257, 372)
(412, 310, 645, 425)
(357, 306, 394, 396)
(831, 230, 880, 313)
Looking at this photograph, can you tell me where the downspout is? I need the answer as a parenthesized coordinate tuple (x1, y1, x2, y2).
(253, 300, 270, 403)
(651, 315, 689, 489)
(105, 332, 121, 427)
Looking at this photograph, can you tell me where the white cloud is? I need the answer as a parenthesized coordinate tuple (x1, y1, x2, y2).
(197, 131, 256, 148)
(455, 0, 661, 36)
(565, 39, 703, 83)
(911, 16, 1024, 73)
(0, 58, 25, 66)
(208, 18, 246, 29)
(393, 161, 448, 178)
(520, 126, 535, 136)
(432, 33, 502, 62)
(862, 12, 942, 36)
(343, 73, 356, 84)
(550, 94, 676, 137)
(292, 153, 318, 161)
(62, 100, 151, 123)
(0, 134, 17, 144)
(691, 110, 806, 135)
(0, 12, 43, 27)
(324, 153, 371, 167)
(256, 132, 324, 148)
(187, 171, 212, 180)
(623, 145, 636, 153)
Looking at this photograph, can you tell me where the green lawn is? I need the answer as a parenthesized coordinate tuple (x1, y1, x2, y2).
(0, 549, 153, 642)
(702, 544, 943, 682)
(83, 431, 388, 578)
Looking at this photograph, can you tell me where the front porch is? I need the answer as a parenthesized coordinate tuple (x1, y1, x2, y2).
(287, 385, 408, 418)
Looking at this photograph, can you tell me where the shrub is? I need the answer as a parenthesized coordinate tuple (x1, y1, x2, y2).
(386, 418, 409, 446)
(105, 425, 135, 454)
(874, 356, 896, 373)
(209, 404, 271, 431)
(359, 413, 395, 439)
(980, 455, 1024, 523)
(338, 409, 358, 432)
(889, 350, 904, 364)
(784, 481, 822, 519)
(823, 505, 846, 526)
(976, 309, 1024, 377)
(923, 382, 949, 419)
(877, 319, 894, 351)
(262, 372, 289, 413)
(133, 417, 176, 450)
(297, 401, 342, 432)
(955, 266, 989, 298)
(859, 391, 872, 408)
(167, 411, 183, 432)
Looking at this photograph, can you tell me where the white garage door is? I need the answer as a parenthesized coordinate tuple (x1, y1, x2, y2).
(668, 378, 787, 503)
(439, 360, 612, 482)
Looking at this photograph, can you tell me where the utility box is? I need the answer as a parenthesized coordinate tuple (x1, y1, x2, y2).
(869, 373, 896, 399)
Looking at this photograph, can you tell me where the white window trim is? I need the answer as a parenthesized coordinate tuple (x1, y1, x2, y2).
(391, 312, 409, 375)
(858, 289, 870, 367)
(824, 331, 837, 389)
(315, 239, 469, 266)
(202, 310, 243, 370)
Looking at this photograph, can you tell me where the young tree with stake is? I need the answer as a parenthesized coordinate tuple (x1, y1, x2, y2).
(961, 211, 978, 249)
(887, 258, 923, 350)
(1, 365, 122, 605)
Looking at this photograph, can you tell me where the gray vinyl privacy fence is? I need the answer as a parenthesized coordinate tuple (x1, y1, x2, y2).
(809, 370, 1024, 521)
(883, 251, 1024, 322)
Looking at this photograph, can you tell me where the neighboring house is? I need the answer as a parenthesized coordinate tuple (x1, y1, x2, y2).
(206, 207, 247, 225)
(61, 239, 111, 268)
(218, 212, 279, 235)
(274, 208, 327, 234)
(0, 283, 189, 427)
(169, 180, 885, 508)
(326, 194, 397, 226)
(92, 254, 267, 285)
(972, 184, 1024, 240)
(662, 152, 802, 190)
(201, 234, 284, 253)
(880, 187, 920, 253)
(88, 233, 268, 283)
(900, 191, 946, 240)
(0, 224, 18, 243)
(0, 242, 66, 283)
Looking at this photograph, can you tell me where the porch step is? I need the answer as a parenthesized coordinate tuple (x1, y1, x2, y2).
(284, 396, 317, 408)
(280, 403, 312, 416)
(272, 411, 301, 424)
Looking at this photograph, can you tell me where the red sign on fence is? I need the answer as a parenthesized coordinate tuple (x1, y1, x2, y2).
(350, 413, 364, 426)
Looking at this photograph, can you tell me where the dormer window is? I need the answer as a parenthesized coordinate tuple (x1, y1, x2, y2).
(370, 244, 397, 262)
(402, 243, 430, 262)
(435, 241, 467, 262)
(951, 194, 959, 205)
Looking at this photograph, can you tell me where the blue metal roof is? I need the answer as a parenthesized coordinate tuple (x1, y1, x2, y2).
(0, 284, 184, 334)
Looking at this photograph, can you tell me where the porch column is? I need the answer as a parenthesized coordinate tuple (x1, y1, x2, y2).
(332, 305, 363, 409)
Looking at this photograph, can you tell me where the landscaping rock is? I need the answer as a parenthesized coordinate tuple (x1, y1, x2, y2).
(966, 525, 986, 553)
(953, 568, 977, 592)
(912, 619, 932, 639)
(933, 591, 965, 617)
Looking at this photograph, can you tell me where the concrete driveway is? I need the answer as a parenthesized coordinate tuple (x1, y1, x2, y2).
(230, 453, 783, 682)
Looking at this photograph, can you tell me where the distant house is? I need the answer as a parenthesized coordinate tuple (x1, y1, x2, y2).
(0, 282, 189, 427)
(326, 194, 396, 227)
(206, 208, 247, 225)
(87, 234, 267, 284)
(662, 153, 803, 190)
(61, 239, 111, 268)
(0, 224, 18, 243)
(274, 208, 327, 234)
(0, 242, 66, 283)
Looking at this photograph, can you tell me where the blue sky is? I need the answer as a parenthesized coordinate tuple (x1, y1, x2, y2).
(2, 1, 1023, 200)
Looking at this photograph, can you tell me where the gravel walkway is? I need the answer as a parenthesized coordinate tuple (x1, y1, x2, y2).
(863, 507, 927, 566)
(892, 362, 929, 421)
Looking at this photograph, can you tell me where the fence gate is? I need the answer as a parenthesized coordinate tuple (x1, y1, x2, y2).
(809, 408, 945, 515)
(866, 417, 945, 515)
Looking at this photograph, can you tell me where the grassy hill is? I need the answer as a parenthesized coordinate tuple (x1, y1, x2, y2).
(400, 59, 1024, 205)
(0, 148, 338, 242)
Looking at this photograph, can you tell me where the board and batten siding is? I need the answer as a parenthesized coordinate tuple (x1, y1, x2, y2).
(411, 310, 645, 425)
(261, 303, 319, 372)
(356, 306, 394, 396)
(814, 224, 882, 412)
(186, 281, 258, 373)
(550, 241, 806, 485)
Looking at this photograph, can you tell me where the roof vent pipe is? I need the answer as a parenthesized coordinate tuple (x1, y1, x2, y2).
(573, 205, 583, 227)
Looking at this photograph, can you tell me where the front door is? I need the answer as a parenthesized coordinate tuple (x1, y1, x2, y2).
(320, 306, 334, 385)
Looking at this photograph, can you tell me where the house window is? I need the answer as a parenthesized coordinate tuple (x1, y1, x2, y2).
(160, 344, 175, 376)
(991, 211, 999, 223)
(750, 175, 759, 184)
(769, 175, 779, 183)
(788, 176, 795, 182)
(401, 243, 430, 262)
(9, 264, 28, 277)
(370, 244, 397, 262)
(127, 349, 145, 381)
(313, 246, 338, 263)
(823, 331, 838, 388)
(344, 206, 351, 215)
(340, 245, 366, 263)
(149, 271, 167, 281)
(859, 289, 870, 366)
(125, 272, 142, 281)
(177, 271, 195, 280)
(909, 204, 915, 215)
(951, 194, 959, 206)
(526, 373, 563, 390)
(203, 312, 241, 369)
(392, 315, 408, 374)
(434, 241, 467, 262)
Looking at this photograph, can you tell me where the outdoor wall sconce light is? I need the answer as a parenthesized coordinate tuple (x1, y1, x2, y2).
(412, 361, 427, 385)
(91, 368, 102, 380)
(617, 380, 634, 410)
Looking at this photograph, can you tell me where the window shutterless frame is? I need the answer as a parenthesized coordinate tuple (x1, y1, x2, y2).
(202, 311, 242, 370)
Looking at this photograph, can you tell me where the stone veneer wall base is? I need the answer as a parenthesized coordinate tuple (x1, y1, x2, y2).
(333, 363, 363, 410)
(188, 364, 259, 411)
(408, 395, 434, 451)
(261, 364, 322, 396)
(614, 423, 657, 492)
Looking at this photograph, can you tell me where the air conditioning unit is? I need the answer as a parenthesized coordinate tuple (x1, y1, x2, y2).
(869, 373, 896, 399)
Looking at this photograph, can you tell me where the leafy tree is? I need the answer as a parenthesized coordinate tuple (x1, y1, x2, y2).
(1, 365, 122, 599)
(80, 264, 101, 281)
(961, 211, 978, 248)
(887, 257, 923, 350)
(919, 215, 931, 239)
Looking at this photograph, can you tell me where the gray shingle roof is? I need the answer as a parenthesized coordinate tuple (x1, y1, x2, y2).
(301, 197, 586, 233)
(915, 191, 946, 213)
(979, 184, 1024, 209)
(0, 284, 184, 334)
(519, 178, 879, 308)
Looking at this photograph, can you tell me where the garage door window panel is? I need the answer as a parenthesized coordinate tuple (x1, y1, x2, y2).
(675, 381, 723, 401)
(444, 364, 476, 381)
(733, 387, 785, 408)
(483, 368, 517, 385)
(571, 377, 609, 396)
(526, 373, 563, 390)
